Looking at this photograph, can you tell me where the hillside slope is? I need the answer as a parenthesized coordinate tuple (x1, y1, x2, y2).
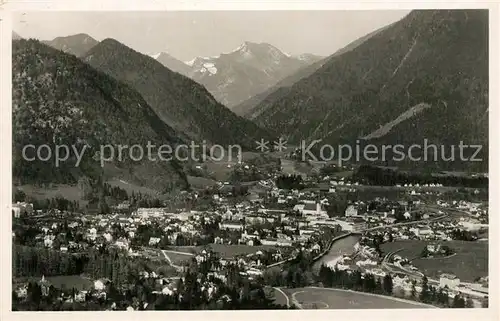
(12, 39, 188, 192)
(152, 52, 192, 77)
(42, 33, 99, 57)
(236, 24, 390, 118)
(253, 10, 488, 170)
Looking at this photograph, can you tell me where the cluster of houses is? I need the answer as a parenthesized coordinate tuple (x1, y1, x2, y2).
(12, 201, 34, 218)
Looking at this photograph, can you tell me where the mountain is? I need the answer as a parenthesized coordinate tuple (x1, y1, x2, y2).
(12, 31, 22, 40)
(83, 38, 273, 148)
(292, 53, 325, 65)
(151, 52, 192, 77)
(232, 58, 328, 118)
(253, 10, 488, 170)
(235, 24, 391, 118)
(186, 41, 323, 108)
(12, 39, 188, 192)
(42, 33, 99, 57)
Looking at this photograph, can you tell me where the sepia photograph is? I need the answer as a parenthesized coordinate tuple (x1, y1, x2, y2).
(3, 3, 494, 316)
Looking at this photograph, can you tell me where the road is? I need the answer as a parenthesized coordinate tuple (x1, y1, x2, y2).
(272, 287, 290, 308)
(360, 212, 448, 233)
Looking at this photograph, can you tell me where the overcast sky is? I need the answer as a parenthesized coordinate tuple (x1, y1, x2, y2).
(14, 10, 409, 61)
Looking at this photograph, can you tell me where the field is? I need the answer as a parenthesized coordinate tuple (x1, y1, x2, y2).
(161, 250, 194, 266)
(381, 240, 488, 282)
(14, 275, 93, 291)
(277, 287, 433, 309)
(18, 184, 88, 205)
(165, 244, 285, 258)
(280, 159, 307, 177)
(186, 175, 218, 189)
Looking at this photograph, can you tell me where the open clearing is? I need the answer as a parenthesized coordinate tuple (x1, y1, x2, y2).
(18, 184, 88, 205)
(381, 240, 488, 282)
(162, 250, 194, 266)
(14, 275, 93, 291)
(280, 287, 433, 309)
(186, 175, 218, 189)
(279, 287, 433, 309)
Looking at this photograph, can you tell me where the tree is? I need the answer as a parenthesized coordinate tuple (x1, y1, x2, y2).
(410, 281, 417, 300)
(382, 274, 393, 295)
(452, 294, 465, 308)
(419, 276, 430, 303)
(428, 285, 437, 304)
(436, 287, 448, 307)
(465, 297, 475, 308)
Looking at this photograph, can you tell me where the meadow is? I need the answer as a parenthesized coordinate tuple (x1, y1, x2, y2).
(14, 275, 93, 291)
(278, 287, 433, 309)
(380, 240, 488, 282)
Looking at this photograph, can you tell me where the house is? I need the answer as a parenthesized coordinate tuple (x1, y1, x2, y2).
(12, 202, 34, 218)
(38, 275, 51, 296)
(426, 243, 441, 253)
(94, 279, 106, 291)
(148, 237, 161, 246)
(293, 204, 305, 212)
(260, 238, 278, 246)
(220, 222, 244, 231)
(116, 201, 130, 210)
(301, 203, 328, 217)
(137, 207, 165, 218)
(439, 273, 460, 289)
(276, 238, 293, 247)
(345, 205, 358, 217)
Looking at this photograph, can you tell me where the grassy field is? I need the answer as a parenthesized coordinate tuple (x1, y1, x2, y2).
(14, 275, 93, 291)
(269, 287, 289, 307)
(381, 240, 488, 281)
(186, 175, 218, 189)
(18, 184, 88, 204)
(204, 162, 234, 182)
(165, 244, 284, 258)
(280, 287, 432, 309)
(162, 250, 194, 266)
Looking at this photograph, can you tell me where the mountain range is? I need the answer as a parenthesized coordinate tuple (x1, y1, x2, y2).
(152, 42, 323, 108)
(12, 8, 489, 197)
(38, 34, 324, 112)
(251, 9, 488, 170)
(82, 38, 273, 148)
(234, 24, 392, 118)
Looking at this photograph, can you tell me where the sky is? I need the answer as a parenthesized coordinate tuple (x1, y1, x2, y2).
(13, 10, 410, 61)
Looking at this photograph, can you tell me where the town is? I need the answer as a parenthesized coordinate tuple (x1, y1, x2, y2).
(12, 157, 489, 310)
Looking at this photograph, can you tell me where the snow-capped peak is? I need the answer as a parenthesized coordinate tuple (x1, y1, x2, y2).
(150, 52, 162, 59)
(185, 57, 197, 66)
(201, 62, 217, 75)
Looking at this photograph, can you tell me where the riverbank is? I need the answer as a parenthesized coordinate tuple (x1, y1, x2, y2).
(313, 234, 360, 271)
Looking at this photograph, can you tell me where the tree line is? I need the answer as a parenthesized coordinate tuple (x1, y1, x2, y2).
(354, 165, 488, 188)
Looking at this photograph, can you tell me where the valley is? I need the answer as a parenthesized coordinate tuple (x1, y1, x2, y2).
(10, 9, 490, 312)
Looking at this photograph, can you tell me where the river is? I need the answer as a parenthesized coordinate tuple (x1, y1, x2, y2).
(313, 235, 361, 271)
